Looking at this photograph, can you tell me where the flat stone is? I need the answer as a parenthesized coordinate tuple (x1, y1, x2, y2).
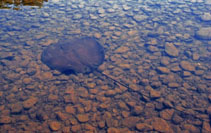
(168, 82, 180, 88)
(115, 46, 129, 53)
(49, 121, 61, 131)
(10, 103, 23, 113)
(122, 116, 140, 128)
(136, 123, 153, 131)
(157, 67, 170, 74)
(160, 109, 174, 120)
(201, 13, 211, 21)
(107, 127, 120, 133)
(180, 61, 195, 71)
(196, 27, 211, 40)
(65, 105, 75, 114)
(165, 43, 179, 57)
(23, 78, 32, 84)
(0, 116, 12, 124)
(183, 124, 200, 133)
(133, 15, 148, 22)
(151, 117, 173, 133)
(76, 114, 89, 122)
(73, 14, 82, 19)
(23, 97, 38, 109)
(150, 89, 161, 99)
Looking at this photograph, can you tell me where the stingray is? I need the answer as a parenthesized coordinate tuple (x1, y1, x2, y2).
(41, 37, 104, 74)
(41, 37, 128, 88)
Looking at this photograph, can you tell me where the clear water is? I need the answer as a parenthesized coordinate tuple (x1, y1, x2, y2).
(0, 0, 211, 132)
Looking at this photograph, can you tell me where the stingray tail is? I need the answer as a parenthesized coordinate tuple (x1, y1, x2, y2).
(95, 70, 130, 89)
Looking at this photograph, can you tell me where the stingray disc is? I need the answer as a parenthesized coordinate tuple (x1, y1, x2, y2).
(41, 37, 105, 74)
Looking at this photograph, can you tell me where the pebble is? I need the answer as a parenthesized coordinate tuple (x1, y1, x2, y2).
(151, 117, 173, 133)
(172, 113, 183, 124)
(200, 13, 211, 21)
(98, 8, 105, 14)
(73, 14, 82, 19)
(23, 78, 32, 84)
(94, 33, 101, 39)
(180, 61, 195, 71)
(160, 109, 174, 120)
(0, 116, 12, 124)
(157, 67, 170, 74)
(122, 116, 140, 128)
(136, 123, 153, 131)
(168, 82, 180, 88)
(23, 97, 38, 109)
(107, 127, 120, 133)
(65, 105, 76, 114)
(149, 89, 161, 99)
(98, 121, 105, 128)
(76, 114, 89, 122)
(196, 27, 211, 40)
(49, 121, 61, 131)
(122, 5, 131, 11)
(10, 103, 23, 113)
(133, 15, 148, 22)
(115, 46, 129, 53)
(183, 124, 200, 132)
(165, 43, 179, 57)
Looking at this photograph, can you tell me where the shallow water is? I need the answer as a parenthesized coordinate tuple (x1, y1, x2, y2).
(0, 0, 211, 132)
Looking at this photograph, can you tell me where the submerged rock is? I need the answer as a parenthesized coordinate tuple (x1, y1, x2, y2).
(165, 43, 179, 57)
(195, 27, 211, 40)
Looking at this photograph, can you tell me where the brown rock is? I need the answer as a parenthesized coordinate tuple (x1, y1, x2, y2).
(49, 121, 61, 131)
(56, 112, 68, 121)
(180, 61, 195, 71)
(183, 124, 200, 132)
(0, 116, 12, 124)
(202, 121, 211, 133)
(76, 114, 89, 122)
(151, 117, 173, 133)
(165, 43, 179, 57)
(115, 46, 129, 53)
(98, 121, 105, 128)
(157, 67, 170, 74)
(71, 125, 81, 132)
(160, 109, 174, 120)
(65, 105, 75, 114)
(136, 123, 153, 131)
(172, 114, 183, 124)
(183, 71, 192, 76)
(10, 103, 23, 113)
(161, 58, 170, 66)
(168, 82, 180, 88)
(23, 97, 38, 109)
(23, 78, 32, 84)
(107, 127, 121, 133)
(150, 89, 161, 99)
(122, 117, 140, 128)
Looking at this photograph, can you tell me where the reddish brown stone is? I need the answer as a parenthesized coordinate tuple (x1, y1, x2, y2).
(180, 61, 195, 71)
(23, 97, 38, 109)
(49, 121, 61, 131)
(76, 114, 89, 122)
(136, 123, 153, 131)
(150, 117, 173, 133)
